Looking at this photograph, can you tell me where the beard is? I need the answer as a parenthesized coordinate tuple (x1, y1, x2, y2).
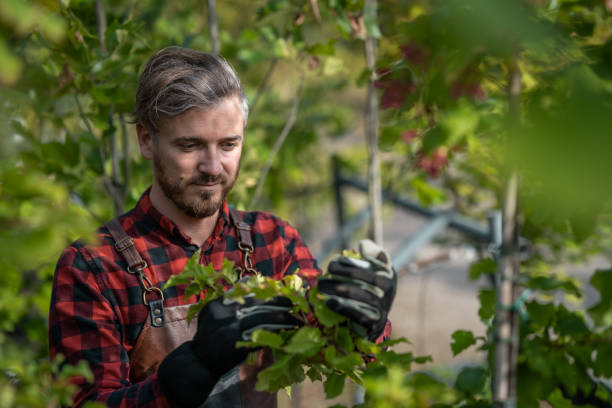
(153, 157, 239, 219)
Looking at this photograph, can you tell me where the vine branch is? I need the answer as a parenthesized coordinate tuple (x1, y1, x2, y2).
(249, 73, 305, 208)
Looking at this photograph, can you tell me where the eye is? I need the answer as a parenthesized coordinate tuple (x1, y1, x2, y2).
(179, 143, 197, 151)
(221, 141, 239, 151)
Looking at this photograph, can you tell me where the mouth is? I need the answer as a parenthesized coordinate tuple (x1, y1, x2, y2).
(192, 182, 222, 191)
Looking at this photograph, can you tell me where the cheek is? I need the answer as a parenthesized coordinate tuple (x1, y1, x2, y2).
(226, 152, 241, 173)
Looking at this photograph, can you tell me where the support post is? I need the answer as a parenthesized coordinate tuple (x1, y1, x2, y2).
(493, 56, 522, 408)
(332, 156, 347, 250)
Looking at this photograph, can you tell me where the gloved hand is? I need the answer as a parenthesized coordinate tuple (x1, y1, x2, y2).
(192, 295, 301, 377)
(158, 295, 300, 408)
(318, 239, 397, 340)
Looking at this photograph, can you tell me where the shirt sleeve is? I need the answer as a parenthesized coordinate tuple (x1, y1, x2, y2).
(279, 221, 322, 286)
(48, 244, 171, 408)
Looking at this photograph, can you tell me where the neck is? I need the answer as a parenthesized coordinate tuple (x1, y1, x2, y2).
(149, 183, 219, 247)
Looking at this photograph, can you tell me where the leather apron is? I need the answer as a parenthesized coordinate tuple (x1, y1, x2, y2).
(106, 211, 276, 408)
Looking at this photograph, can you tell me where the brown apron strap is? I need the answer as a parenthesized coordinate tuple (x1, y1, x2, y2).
(229, 207, 253, 249)
(228, 208, 257, 278)
(105, 218, 166, 327)
(106, 218, 147, 270)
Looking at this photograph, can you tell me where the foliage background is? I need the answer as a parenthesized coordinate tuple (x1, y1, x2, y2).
(2, 0, 612, 407)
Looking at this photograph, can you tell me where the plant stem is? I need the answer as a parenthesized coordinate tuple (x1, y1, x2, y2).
(249, 73, 305, 208)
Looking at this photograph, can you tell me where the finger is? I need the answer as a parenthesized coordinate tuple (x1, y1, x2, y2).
(358, 239, 391, 269)
(239, 311, 302, 341)
(236, 295, 293, 309)
(324, 295, 381, 328)
(318, 279, 384, 309)
(327, 261, 395, 290)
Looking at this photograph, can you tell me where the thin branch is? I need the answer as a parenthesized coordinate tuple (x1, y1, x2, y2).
(109, 109, 120, 186)
(74, 93, 107, 175)
(207, 0, 219, 55)
(310, 0, 321, 22)
(95, 0, 107, 54)
(120, 113, 131, 195)
(364, 0, 383, 246)
(249, 58, 278, 115)
(249, 73, 305, 208)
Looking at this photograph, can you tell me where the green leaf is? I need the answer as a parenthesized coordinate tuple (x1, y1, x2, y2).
(450, 330, 477, 356)
(307, 40, 336, 56)
(331, 353, 363, 371)
(588, 269, 612, 326)
(478, 288, 496, 321)
(324, 373, 347, 399)
(284, 326, 326, 356)
(356, 337, 380, 355)
(557, 305, 589, 337)
(525, 300, 556, 328)
(378, 350, 416, 369)
(411, 177, 447, 206)
(220, 258, 237, 284)
(594, 342, 612, 377)
(186, 302, 205, 324)
(335, 327, 354, 353)
(546, 389, 575, 408)
(454, 366, 487, 395)
(184, 282, 201, 299)
(414, 355, 433, 364)
(251, 329, 284, 349)
(468, 258, 496, 281)
(309, 287, 347, 326)
(379, 337, 411, 348)
(523, 341, 552, 377)
(421, 126, 448, 154)
(306, 365, 323, 382)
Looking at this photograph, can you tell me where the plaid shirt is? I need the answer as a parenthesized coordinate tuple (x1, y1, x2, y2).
(49, 189, 392, 407)
(49, 189, 322, 407)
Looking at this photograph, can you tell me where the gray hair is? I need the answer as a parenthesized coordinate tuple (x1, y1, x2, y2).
(133, 46, 249, 132)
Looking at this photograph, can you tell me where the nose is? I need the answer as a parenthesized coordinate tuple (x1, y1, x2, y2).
(197, 148, 222, 176)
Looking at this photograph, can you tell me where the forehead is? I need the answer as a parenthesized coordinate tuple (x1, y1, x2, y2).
(157, 96, 244, 138)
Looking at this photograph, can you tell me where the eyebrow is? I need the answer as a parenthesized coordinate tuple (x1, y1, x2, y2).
(171, 135, 243, 144)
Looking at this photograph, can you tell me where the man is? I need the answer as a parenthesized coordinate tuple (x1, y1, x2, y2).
(49, 47, 396, 408)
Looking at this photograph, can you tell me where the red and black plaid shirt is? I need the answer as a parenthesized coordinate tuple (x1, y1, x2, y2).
(49, 189, 322, 407)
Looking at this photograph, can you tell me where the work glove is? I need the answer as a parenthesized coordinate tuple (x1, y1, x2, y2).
(158, 295, 300, 408)
(192, 295, 301, 377)
(318, 239, 397, 340)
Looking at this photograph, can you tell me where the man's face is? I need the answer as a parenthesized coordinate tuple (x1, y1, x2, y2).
(139, 96, 244, 218)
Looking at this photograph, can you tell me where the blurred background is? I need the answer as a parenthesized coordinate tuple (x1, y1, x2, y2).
(2, 0, 612, 407)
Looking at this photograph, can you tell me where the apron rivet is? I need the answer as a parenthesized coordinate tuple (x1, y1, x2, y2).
(155, 317, 162, 325)
(154, 309, 161, 315)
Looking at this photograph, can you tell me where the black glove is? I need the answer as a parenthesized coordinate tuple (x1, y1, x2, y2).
(318, 239, 397, 340)
(192, 295, 300, 377)
(158, 295, 300, 407)
(158, 341, 218, 408)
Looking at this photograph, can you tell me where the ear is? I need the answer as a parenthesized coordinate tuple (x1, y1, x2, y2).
(136, 122, 154, 160)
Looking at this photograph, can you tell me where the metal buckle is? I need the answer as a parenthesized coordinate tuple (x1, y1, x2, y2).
(127, 261, 148, 274)
(143, 286, 165, 306)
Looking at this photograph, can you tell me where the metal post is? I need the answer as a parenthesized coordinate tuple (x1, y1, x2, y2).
(332, 156, 347, 250)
